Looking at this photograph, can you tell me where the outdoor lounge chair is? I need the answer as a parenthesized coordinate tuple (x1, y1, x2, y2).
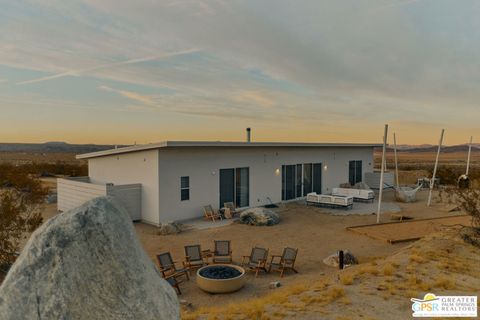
(213, 240, 232, 264)
(268, 247, 299, 277)
(164, 274, 183, 295)
(332, 188, 375, 203)
(156, 252, 190, 281)
(203, 205, 223, 222)
(306, 192, 353, 209)
(223, 202, 238, 218)
(184, 244, 207, 274)
(242, 247, 269, 277)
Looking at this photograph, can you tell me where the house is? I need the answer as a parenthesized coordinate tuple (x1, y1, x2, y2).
(57, 140, 381, 226)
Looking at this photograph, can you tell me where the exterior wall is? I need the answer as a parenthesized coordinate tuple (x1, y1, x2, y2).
(157, 147, 374, 222)
(57, 177, 107, 212)
(107, 184, 142, 221)
(88, 149, 160, 225)
(57, 178, 142, 220)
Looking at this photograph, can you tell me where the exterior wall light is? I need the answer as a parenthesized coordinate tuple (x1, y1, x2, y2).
(275, 168, 280, 176)
(324, 164, 328, 171)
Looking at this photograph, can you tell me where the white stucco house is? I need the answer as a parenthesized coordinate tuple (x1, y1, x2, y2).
(57, 141, 381, 226)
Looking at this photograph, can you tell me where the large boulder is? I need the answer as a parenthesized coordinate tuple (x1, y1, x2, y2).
(0, 197, 179, 320)
(239, 207, 280, 226)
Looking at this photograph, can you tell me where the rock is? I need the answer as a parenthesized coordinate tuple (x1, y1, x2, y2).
(0, 197, 179, 320)
(239, 208, 280, 226)
(339, 182, 352, 188)
(157, 222, 183, 235)
(353, 182, 371, 190)
(179, 299, 193, 309)
(323, 250, 358, 268)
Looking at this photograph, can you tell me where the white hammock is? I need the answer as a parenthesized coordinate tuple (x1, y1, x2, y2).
(394, 185, 422, 203)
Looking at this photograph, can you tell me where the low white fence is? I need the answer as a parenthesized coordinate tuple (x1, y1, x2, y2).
(364, 171, 395, 189)
(57, 177, 142, 221)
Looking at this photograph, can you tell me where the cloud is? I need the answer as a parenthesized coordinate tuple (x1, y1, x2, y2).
(1, 0, 480, 143)
(16, 48, 200, 85)
(98, 85, 155, 105)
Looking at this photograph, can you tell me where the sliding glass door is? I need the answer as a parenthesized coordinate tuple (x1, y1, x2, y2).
(235, 168, 249, 208)
(303, 163, 312, 196)
(282, 163, 322, 200)
(219, 167, 249, 208)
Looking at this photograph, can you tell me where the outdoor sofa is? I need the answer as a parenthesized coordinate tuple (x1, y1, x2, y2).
(331, 187, 375, 202)
(306, 192, 353, 209)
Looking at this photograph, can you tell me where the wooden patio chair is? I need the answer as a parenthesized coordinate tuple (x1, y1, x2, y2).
(213, 240, 232, 264)
(268, 247, 299, 277)
(203, 205, 223, 222)
(164, 274, 182, 295)
(156, 252, 190, 281)
(184, 244, 207, 274)
(223, 202, 238, 218)
(242, 247, 269, 277)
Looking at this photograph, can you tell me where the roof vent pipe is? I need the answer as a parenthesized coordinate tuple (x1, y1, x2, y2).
(246, 128, 251, 142)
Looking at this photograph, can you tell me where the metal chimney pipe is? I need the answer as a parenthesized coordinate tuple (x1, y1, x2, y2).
(246, 127, 251, 142)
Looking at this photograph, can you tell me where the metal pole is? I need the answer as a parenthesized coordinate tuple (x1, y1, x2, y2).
(427, 129, 445, 207)
(466, 136, 473, 176)
(393, 133, 399, 188)
(377, 124, 388, 223)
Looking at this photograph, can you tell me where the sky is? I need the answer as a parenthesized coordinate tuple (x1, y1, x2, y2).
(0, 0, 479, 145)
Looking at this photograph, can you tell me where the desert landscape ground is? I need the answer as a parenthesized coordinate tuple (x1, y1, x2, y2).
(1, 148, 479, 319)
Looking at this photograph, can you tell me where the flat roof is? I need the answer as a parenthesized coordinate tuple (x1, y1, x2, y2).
(76, 141, 382, 159)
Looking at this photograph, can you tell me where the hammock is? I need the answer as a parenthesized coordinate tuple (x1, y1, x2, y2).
(394, 184, 422, 203)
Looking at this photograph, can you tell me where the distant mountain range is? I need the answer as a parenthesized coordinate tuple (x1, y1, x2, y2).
(0, 141, 478, 154)
(381, 144, 480, 153)
(0, 142, 128, 154)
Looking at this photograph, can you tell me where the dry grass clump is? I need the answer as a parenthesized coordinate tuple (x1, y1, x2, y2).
(382, 263, 395, 276)
(182, 283, 310, 320)
(340, 273, 354, 285)
(434, 276, 455, 290)
(409, 253, 426, 263)
(357, 265, 379, 276)
(300, 285, 346, 307)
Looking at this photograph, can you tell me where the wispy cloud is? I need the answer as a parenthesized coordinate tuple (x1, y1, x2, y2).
(16, 48, 200, 85)
(369, 0, 426, 14)
(98, 85, 155, 105)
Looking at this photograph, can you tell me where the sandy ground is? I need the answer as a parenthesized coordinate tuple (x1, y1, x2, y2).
(134, 189, 466, 310)
(348, 215, 470, 243)
(17, 188, 473, 318)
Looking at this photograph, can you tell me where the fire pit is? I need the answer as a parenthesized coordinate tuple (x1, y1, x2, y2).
(196, 264, 246, 293)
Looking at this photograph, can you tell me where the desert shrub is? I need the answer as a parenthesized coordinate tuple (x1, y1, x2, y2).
(440, 187, 480, 231)
(0, 162, 87, 179)
(0, 166, 47, 266)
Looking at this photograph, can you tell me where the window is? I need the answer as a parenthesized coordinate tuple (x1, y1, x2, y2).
(349, 160, 363, 185)
(180, 176, 190, 201)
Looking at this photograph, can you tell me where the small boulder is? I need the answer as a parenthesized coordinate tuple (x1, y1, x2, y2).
(0, 197, 179, 320)
(323, 250, 358, 268)
(157, 222, 183, 235)
(239, 208, 280, 226)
